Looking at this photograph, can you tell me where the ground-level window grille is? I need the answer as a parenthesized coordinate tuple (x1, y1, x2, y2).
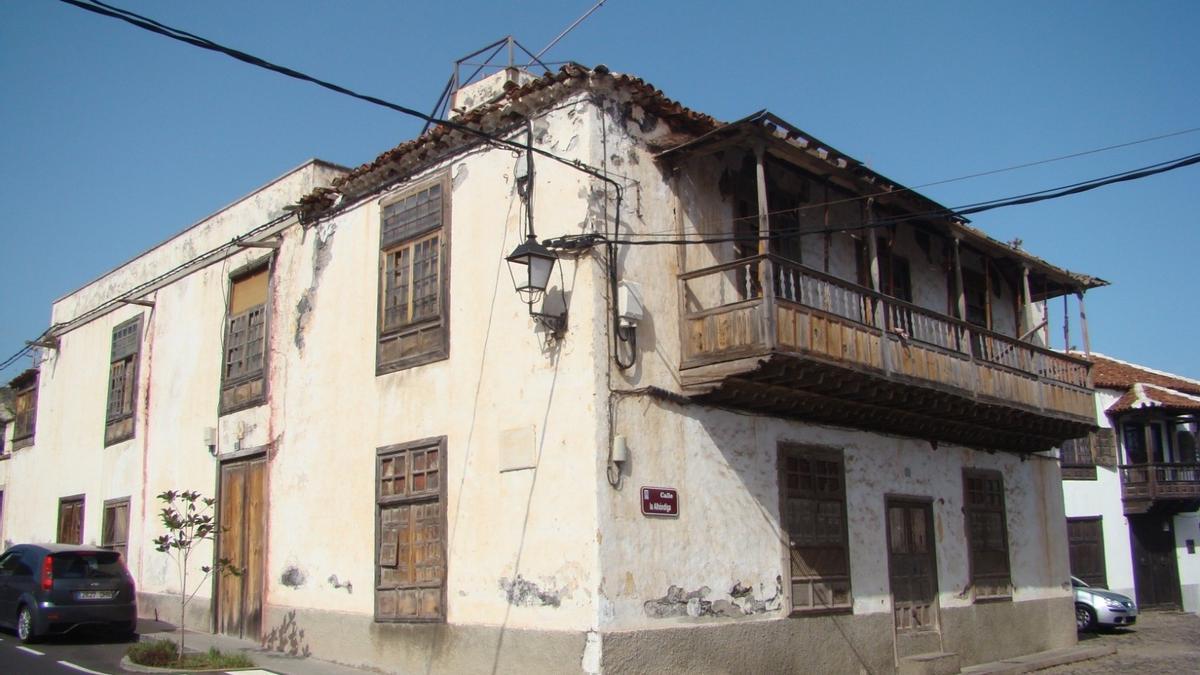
(376, 437, 445, 622)
(964, 469, 1012, 599)
(780, 444, 852, 613)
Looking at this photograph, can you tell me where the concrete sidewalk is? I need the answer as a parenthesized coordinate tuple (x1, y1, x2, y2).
(960, 644, 1116, 674)
(131, 619, 375, 675)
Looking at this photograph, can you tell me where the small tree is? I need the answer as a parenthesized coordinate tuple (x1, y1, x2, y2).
(153, 490, 241, 662)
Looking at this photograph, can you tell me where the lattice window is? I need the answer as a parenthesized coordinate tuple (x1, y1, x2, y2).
(104, 316, 142, 446)
(781, 445, 852, 613)
(376, 438, 445, 622)
(9, 368, 39, 451)
(378, 177, 449, 373)
(964, 470, 1012, 599)
(221, 265, 269, 413)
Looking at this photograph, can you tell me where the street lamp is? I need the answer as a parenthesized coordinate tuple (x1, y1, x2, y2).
(506, 234, 566, 334)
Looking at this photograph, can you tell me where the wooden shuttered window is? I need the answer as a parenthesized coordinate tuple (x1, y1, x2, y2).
(104, 316, 142, 445)
(102, 498, 131, 561)
(1093, 428, 1118, 467)
(1066, 517, 1108, 589)
(1060, 430, 1118, 480)
(376, 438, 445, 622)
(781, 445, 852, 613)
(377, 178, 449, 374)
(58, 495, 84, 545)
(963, 470, 1012, 600)
(11, 370, 38, 450)
(221, 266, 269, 413)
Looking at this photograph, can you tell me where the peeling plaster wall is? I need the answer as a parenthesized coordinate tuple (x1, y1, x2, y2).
(599, 403, 1071, 630)
(592, 98, 1072, 669)
(259, 91, 607, 643)
(3, 161, 341, 626)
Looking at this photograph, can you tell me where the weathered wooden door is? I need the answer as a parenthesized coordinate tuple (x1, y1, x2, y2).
(1067, 517, 1108, 588)
(57, 497, 84, 544)
(887, 500, 939, 635)
(1129, 515, 1181, 609)
(217, 457, 266, 638)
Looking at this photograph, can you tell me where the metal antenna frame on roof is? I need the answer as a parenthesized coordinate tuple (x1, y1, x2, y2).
(421, 36, 552, 135)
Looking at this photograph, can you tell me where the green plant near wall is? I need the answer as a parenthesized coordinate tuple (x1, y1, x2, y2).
(151, 490, 242, 662)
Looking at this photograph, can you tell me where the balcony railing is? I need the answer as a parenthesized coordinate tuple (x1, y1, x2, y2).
(679, 254, 1094, 420)
(1119, 463, 1200, 503)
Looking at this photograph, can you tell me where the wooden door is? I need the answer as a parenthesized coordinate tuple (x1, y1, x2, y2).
(217, 457, 267, 638)
(1067, 517, 1108, 588)
(57, 497, 84, 544)
(1129, 515, 1181, 609)
(887, 499, 939, 633)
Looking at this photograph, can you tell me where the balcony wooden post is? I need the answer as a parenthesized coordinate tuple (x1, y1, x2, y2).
(755, 144, 777, 349)
(1077, 291, 1092, 358)
(952, 236, 967, 322)
(865, 199, 891, 373)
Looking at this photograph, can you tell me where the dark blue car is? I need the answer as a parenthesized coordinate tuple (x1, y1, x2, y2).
(0, 544, 137, 642)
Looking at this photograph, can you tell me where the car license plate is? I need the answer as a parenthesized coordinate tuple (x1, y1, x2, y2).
(76, 591, 115, 600)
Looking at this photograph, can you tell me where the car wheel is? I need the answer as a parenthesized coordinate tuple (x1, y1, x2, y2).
(16, 605, 37, 644)
(1075, 603, 1097, 632)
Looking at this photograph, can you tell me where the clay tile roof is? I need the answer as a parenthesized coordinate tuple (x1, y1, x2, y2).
(1082, 352, 1200, 396)
(321, 64, 721, 203)
(1107, 383, 1200, 414)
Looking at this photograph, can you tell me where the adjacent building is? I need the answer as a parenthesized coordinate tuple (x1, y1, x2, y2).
(1061, 353, 1200, 613)
(2, 64, 1106, 673)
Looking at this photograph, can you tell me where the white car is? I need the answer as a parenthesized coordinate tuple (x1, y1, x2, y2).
(1073, 576, 1137, 631)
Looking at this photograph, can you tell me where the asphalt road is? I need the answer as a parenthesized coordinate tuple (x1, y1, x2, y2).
(0, 625, 135, 675)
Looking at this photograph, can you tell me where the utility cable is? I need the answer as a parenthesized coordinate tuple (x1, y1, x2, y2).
(547, 149, 1200, 248)
(57, 0, 620, 190)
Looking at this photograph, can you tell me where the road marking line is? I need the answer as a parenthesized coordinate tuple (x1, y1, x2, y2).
(225, 671, 279, 675)
(58, 661, 110, 675)
(16, 645, 45, 655)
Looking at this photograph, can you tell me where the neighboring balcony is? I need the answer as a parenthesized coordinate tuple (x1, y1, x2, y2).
(1119, 463, 1200, 514)
(679, 254, 1095, 453)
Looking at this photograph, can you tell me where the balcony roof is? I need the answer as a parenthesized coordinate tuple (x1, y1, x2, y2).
(656, 110, 1107, 298)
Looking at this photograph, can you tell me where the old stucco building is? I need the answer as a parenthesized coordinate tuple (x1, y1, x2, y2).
(4, 65, 1106, 673)
(1060, 353, 1200, 615)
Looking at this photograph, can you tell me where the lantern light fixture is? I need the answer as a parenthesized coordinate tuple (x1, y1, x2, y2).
(506, 234, 566, 334)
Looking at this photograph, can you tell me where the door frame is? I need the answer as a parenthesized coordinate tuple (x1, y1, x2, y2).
(1128, 513, 1182, 609)
(213, 449, 268, 638)
(885, 495, 943, 666)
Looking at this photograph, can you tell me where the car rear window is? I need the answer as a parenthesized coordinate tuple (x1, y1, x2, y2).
(51, 552, 125, 579)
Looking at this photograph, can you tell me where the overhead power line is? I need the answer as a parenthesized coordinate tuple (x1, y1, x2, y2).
(56, 0, 620, 189)
(605, 150, 1200, 246)
(9, 0, 1194, 377)
(60, 0, 1200, 228)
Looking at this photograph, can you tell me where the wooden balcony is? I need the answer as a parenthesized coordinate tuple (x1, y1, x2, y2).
(1119, 463, 1200, 514)
(679, 255, 1095, 453)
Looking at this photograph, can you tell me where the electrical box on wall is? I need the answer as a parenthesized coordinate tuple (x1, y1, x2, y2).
(618, 281, 645, 328)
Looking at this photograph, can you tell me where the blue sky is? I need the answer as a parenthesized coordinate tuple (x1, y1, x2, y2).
(1, 1, 1197, 379)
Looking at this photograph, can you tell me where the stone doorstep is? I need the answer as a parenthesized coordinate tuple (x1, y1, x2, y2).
(899, 652, 962, 675)
(959, 644, 1117, 674)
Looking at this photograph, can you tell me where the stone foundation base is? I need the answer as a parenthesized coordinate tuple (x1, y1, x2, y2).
(136, 596, 1072, 674)
(602, 596, 1075, 675)
(259, 605, 588, 675)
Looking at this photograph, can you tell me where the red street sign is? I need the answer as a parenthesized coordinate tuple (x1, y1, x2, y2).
(640, 486, 679, 517)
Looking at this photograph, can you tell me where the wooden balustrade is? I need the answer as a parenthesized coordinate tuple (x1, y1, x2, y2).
(1119, 463, 1200, 503)
(680, 254, 1094, 420)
